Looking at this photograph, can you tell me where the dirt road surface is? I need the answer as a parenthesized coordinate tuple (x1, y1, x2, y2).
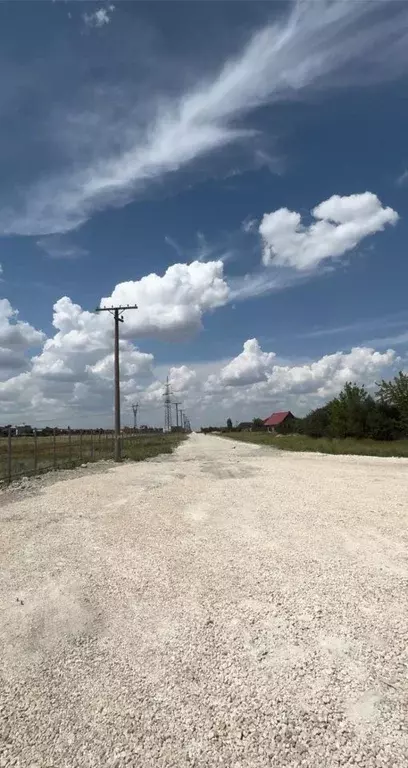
(1, 433, 408, 767)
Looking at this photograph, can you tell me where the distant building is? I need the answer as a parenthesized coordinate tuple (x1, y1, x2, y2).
(237, 422, 253, 431)
(263, 411, 295, 432)
(13, 424, 33, 436)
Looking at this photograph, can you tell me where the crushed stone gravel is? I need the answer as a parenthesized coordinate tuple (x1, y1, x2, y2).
(1, 433, 408, 767)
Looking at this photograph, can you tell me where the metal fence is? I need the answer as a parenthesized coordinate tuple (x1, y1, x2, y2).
(0, 429, 145, 485)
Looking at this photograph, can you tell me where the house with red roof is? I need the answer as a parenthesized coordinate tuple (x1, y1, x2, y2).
(263, 411, 295, 432)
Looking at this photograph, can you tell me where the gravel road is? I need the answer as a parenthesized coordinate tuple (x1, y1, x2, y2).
(1, 433, 408, 767)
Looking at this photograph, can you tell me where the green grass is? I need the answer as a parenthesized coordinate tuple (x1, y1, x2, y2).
(221, 431, 408, 457)
(122, 432, 186, 462)
(0, 432, 187, 484)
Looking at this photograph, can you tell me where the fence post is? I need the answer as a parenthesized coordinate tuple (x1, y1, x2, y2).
(53, 428, 57, 469)
(33, 429, 38, 475)
(68, 428, 72, 465)
(7, 427, 12, 485)
(79, 430, 83, 463)
(90, 432, 94, 461)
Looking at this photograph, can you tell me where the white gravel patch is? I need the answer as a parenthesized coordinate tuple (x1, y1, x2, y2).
(1, 433, 408, 767)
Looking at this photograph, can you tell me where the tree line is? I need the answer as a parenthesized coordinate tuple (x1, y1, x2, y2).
(275, 372, 408, 441)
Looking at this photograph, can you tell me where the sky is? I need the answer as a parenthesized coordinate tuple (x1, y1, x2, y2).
(1, 0, 408, 429)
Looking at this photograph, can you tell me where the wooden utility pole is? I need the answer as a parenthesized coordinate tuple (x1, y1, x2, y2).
(95, 304, 138, 461)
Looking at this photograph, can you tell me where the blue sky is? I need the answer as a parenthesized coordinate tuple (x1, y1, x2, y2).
(1, 0, 408, 427)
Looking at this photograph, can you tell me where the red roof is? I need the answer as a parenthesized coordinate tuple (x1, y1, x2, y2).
(263, 411, 293, 427)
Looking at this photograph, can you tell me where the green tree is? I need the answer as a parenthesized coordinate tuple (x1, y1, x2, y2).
(252, 417, 264, 430)
(329, 382, 373, 439)
(226, 418, 233, 430)
(366, 402, 401, 441)
(299, 406, 331, 438)
(376, 371, 408, 435)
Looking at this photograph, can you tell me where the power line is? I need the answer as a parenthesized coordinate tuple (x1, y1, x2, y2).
(95, 304, 138, 461)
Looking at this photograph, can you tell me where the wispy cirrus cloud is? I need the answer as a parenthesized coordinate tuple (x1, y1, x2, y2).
(36, 236, 88, 260)
(396, 168, 408, 187)
(299, 311, 408, 340)
(1, 0, 408, 236)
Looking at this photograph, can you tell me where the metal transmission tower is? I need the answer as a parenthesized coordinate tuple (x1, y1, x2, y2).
(95, 304, 138, 461)
(163, 377, 173, 432)
(174, 402, 181, 429)
(132, 403, 139, 431)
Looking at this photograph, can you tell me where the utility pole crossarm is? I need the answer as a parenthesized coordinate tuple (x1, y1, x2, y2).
(95, 305, 138, 312)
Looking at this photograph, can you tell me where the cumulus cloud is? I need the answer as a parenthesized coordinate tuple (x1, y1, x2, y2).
(169, 365, 197, 393)
(199, 341, 398, 425)
(0, 299, 45, 379)
(260, 193, 398, 271)
(218, 339, 275, 386)
(87, 347, 153, 380)
(0, 259, 228, 423)
(1, 1, 408, 235)
(0, 256, 228, 423)
(31, 296, 154, 386)
(101, 260, 229, 338)
(0, 294, 155, 424)
(263, 346, 396, 399)
(130, 365, 198, 411)
(0, 305, 400, 425)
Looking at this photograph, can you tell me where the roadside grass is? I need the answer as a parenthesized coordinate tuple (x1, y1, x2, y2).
(122, 432, 186, 462)
(0, 432, 187, 484)
(221, 432, 408, 457)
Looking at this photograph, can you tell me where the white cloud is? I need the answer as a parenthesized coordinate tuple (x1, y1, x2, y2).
(83, 5, 114, 29)
(101, 260, 229, 339)
(396, 169, 408, 187)
(129, 364, 198, 411)
(36, 236, 88, 259)
(0, 299, 45, 393)
(0, 299, 45, 373)
(228, 267, 308, 301)
(169, 365, 197, 394)
(87, 346, 153, 381)
(0, 294, 156, 425)
(0, 302, 400, 426)
(0, 260, 227, 424)
(1, 1, 408, 235)
(242, 217, 257, 234)
(262, 346, 397, 400)
(260, 193, 398, 271)
(199, 341, 398, 424)
(30, 297, 152, 391)
(218, 339, 275, 386)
